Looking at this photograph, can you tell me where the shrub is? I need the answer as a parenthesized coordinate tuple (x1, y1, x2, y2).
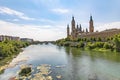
(19, 67, 31, 76)
(103, 42, 113, 49)
(77, 41, 85, 48)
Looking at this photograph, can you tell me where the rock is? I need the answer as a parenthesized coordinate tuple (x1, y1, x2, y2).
(16, 64, 63, 80)
(48, 71, 52, 74)
(46, 76, 53, 80)
(31, 72, 46, 80)
(37, 64, 51, 75)
(28, 75, 31, 79)
(8, 77, 16, 80)
(56, 75, 62, 79)
(55, 66, 61, 68)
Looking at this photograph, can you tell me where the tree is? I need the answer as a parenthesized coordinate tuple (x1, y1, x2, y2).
(77, 41, 85, 48)
(98, 37, 102, 41)
(114, 37, 120, 52)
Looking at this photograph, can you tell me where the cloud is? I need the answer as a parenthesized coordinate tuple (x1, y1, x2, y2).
(95, 22, 120, 31)
(78, 22, 120, 32)
(0, 6, 35, 20)
(0, 19, 119, 41)
(0, 20, 66, 41)
(52, 8, 70, 14)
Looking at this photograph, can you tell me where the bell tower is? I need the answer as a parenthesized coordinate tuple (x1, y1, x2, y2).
(89, 15, 94, 32)
(67, 24, 70, 37)
(71, 16, 76, 39)
(71, 16, 75, 33)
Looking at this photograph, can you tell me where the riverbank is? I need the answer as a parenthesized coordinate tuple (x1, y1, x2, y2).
(56, 41, 113, 52)
(56, 34, 120, 52)
(0, 40, 30, 74)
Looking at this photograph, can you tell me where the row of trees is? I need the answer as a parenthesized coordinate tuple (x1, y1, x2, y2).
(56, 34, 120, 52)
(0, 40, 30, 59)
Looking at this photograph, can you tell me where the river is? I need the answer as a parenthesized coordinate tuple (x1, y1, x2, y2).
(0, 43, 120, 80)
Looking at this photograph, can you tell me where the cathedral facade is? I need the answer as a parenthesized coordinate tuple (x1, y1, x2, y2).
(67, 15, 94, 39)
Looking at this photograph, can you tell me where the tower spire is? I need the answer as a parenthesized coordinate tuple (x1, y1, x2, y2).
(79, 24, 82, 32)
(77, 23, 79, 29)
(72, 16, 75, 21)
(89, 15, 94, 32)
(71, 16, 75, 32)
(67, 24, 70, 37)
(90, 15, 93, 21)
(86, 28, 88, 33)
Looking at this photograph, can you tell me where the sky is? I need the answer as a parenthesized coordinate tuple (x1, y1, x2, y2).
(0, 0, 120, 41)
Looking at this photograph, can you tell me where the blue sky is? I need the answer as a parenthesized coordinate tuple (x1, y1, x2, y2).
(0, 0, 120, 41)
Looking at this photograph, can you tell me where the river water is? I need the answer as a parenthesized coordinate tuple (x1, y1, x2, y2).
(0, 43, 120, 80)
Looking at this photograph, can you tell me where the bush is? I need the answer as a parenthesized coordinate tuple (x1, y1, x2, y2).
(19, 67, 31, 76)
(64, 42, 70, 46)
(0, 40, 30, 58)
(77, 38, 82, 41)
(114, 37, 120, 52)
(77, 41, 85, 48)
(95, 42, 104, 48)
(103, 42, 113, 49)
(87, 42, 95, 50)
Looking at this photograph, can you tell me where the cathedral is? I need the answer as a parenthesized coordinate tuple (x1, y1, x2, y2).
(67, 15, 94, 39)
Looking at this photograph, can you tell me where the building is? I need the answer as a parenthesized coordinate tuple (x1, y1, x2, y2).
(89, 15, 94, 33)
(0, 35, 34, 42)
(11, 36, 20, 41)
(67, 15, 94, 39)
(67, 24, 70, 37)
(0, 35, 20, 41)
(20, 38, 33, 43)
(67, 16, 120, 40)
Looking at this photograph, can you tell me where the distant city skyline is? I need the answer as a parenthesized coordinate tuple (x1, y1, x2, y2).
(0, 0, 120, 41)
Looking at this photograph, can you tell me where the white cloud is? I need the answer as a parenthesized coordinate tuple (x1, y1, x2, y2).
(0, 7, 35, 20)
(0, 20, 66, 41)
(0, 20, 119, 41)
(95, 22, 120, 31)
(52, 8, 69, 14)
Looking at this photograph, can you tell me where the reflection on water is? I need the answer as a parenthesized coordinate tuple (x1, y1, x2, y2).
(0, 44, 120, 80)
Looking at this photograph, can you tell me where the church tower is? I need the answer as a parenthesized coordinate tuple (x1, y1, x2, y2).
(86, 28, 88, 33)
(77, 24, 79, 32)
(71, 16, 76, 39)
(79, 24, 82, 32)
(89, 15, 94, 32)
(67, 24, 70, 38)
(71, 16, 75, 33)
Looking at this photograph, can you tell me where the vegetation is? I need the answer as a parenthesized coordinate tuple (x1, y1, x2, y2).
(0, 40, 30, 59)
(0, 69, 4, 75)
(56, 34, 120, 52)
(114, 35, 120, 52)
(19, 67, 32, 76)
(0, 40, 30, 74)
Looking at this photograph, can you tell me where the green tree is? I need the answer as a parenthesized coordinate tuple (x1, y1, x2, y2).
(114, 37, 120, 52)
(77, 41, 85, 48)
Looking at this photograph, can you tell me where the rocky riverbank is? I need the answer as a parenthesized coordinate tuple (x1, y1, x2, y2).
(0, 40, 30, 74)
(0, 56, 29, 74)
